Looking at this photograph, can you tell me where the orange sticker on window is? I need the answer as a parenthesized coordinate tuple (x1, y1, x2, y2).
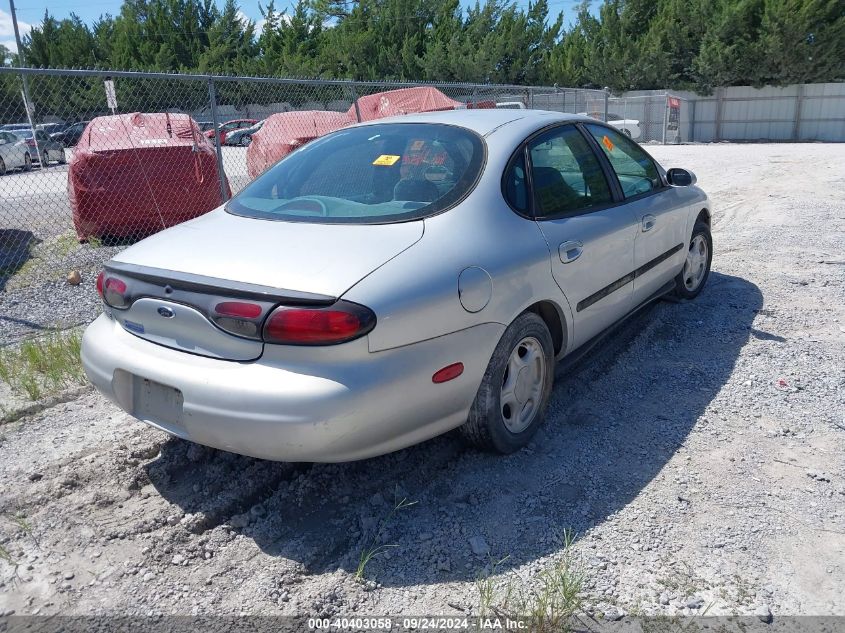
(602, 135, 614, 151)
(373, 154, 401, 166)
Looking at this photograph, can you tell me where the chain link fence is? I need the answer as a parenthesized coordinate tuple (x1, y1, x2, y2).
(0, 68, 608, 326)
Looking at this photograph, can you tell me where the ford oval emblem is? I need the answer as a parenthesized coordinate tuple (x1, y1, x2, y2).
(157, 306, 175, 318)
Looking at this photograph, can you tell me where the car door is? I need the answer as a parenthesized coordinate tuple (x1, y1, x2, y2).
(524, 124, 638, 349)
(584, 124, 689, 304)
(35, 130, 50, 161)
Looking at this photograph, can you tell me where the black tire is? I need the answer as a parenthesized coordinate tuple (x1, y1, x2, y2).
(0, 157, 6, 176)
(58, 150, 66, 165)
(672, 220, 712, 300)
(240, 134, 252, 146)
(460, 311, 554, 453)
(623, 128, 632, 138)
(23, 153, 32, 172)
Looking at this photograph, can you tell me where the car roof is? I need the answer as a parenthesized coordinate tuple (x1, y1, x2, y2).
(353, 108, 591, 137)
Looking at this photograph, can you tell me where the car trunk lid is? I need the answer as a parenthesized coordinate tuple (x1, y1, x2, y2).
(104, 209, 423, 360)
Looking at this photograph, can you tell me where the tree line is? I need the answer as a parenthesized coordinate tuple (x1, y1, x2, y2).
(2, 0, 843, 94)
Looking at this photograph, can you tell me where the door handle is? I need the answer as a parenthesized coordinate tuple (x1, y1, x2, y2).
(559, 241, 583, 264)
(641, 214, 657, 232)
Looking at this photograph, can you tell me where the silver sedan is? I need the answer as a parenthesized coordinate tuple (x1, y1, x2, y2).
(82, 110, 712, 462)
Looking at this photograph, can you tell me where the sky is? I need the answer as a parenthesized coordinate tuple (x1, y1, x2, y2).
(1, 0, 597, 54)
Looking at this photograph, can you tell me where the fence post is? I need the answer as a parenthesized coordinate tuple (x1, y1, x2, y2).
(662, 94, 669, 144)
(689, 98, 696, 143)
(793, 84, 805, 141)
(207, 77, 229, 202)
(350, 83, 362, 123)
(528, 87, 534, 109)
(603, 89, 609, 122)
(715, 87, 724, 142)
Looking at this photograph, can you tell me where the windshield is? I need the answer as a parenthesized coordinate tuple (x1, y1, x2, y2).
(227, 122, 485, 224)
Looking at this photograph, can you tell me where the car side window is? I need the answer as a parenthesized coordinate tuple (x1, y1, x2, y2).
(503, 151, 529, 214)
(527, 125, 613, 219)
(585, 124, 662, 198)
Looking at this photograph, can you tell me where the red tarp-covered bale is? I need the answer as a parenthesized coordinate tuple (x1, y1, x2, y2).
(246, 111, 352, 179)
(69, 113, 230, 240)
(349, 86, 464, 121)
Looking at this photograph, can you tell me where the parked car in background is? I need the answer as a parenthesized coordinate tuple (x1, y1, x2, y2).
(37, 122, 67, 135)
(579, 112, 642, 139)
(224, 120, 263, 146)
(68, 112, 230, 241)
(205, 119, 257, 145)
(51, 121, 90, 147)
(607, 114, 641, 139)
(14, 129, 66, 164)
(82, 110, 712, 462)
(0, 130, 33, 175)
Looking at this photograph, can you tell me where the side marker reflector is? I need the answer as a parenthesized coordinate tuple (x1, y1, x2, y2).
(432, 362, 464, 384)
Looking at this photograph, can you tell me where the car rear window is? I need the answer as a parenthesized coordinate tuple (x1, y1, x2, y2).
(227, 122, 485, 224)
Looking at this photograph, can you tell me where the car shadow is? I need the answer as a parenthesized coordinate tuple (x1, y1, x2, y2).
(146, 271, 762, 587)
(0, 229, 39, 292)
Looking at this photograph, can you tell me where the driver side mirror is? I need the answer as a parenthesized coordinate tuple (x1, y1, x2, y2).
(666, 168, 696, 187)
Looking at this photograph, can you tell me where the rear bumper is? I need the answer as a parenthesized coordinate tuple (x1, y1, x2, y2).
(82, 314, 502, 462)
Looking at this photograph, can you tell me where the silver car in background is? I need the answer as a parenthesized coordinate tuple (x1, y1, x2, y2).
(0, 130, 33, 175)
(82, 110, 712, 462)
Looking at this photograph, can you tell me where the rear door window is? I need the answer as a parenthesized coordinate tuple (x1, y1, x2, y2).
(527, 125, 613, 219)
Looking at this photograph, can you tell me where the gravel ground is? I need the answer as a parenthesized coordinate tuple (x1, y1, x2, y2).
(0, 143, 844, 620)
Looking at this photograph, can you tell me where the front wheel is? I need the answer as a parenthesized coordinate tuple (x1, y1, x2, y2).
(460, 312, 554, 453)
(673, 220, 712, 299)
(240, 134, 252, 146)
(23, 153, 32, 172)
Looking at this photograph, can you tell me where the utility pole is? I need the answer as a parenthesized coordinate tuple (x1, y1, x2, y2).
(8, 0, 43, 165)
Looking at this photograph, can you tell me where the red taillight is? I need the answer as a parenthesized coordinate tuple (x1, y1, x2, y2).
(25, 139, 36, 147)
(432, 362, 464, 384)
(96, 271, 104, 297)
(103, 276, 128, 308)
(263, 301, 375, 346)
(215, 301, 262, 319)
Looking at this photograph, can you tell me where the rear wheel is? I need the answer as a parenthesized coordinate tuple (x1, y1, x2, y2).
(672, 220, 712, 299)
(240, 134, 252, 146)
(23, 153, 32, 172)
(460, 312, 554, 453)
(0, 157, 6, 176)
(58, 149, 66, 165)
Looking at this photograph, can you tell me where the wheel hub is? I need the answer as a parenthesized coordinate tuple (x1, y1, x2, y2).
(683, 234, 708, 291)
(500, 336, 546, 434)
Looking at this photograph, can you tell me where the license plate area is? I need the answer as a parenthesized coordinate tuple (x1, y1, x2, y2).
(132, 376, 184, 428)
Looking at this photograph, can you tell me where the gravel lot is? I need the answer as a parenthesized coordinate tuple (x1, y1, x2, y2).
(0, 143, 843, 621)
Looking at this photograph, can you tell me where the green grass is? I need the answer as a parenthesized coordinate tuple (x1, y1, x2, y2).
(476, 529, 585, 632)
(0, 543, 13, 566)
(0, 330, 86, 402)
(355, 496, 417, 582)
